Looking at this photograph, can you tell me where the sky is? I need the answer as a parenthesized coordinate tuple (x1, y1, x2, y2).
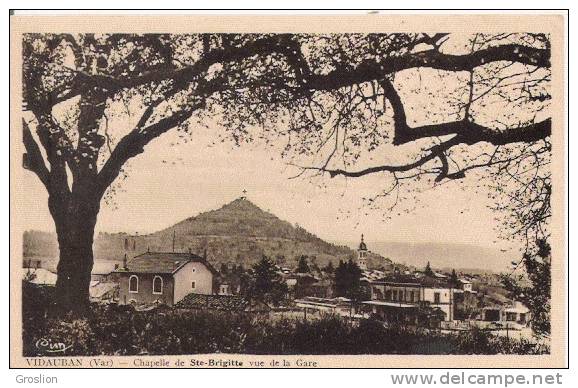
(18, 119, 513, 253)
(16, 32, 541, 255)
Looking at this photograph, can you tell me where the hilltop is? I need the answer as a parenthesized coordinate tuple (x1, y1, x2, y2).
(24, 198, 390, 270)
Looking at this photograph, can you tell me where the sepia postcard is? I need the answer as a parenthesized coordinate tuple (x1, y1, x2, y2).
(9, 12, 567, 368)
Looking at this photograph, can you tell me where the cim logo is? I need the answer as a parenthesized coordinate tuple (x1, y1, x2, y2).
(35, 338, 72, 354)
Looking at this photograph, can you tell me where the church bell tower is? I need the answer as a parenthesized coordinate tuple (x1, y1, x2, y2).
(357, 234, 368, 271)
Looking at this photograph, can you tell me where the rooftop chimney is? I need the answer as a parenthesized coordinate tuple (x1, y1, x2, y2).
(172, 230, 176, 252)
(123, 253, 128, 270)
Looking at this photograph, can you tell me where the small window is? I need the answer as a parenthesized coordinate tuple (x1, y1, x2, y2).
(506, 312, 517, 322)
(129, 275, 139, 293)
(192, 281, 196, 289)
(434, 292, 441, 304)
(153, 276, 163, 295)
(192, 268, 196, 273)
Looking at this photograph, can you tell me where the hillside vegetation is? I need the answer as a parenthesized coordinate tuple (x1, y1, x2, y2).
(24, 198, 389, 269)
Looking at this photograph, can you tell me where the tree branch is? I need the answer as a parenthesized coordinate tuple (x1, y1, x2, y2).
(379, 78, 551, 146)
(299, 110, 550, 182)
(95, 103, 202, 197)
(22, 119, 50, 189)
(307, 43, 549, 92)
(300, 135, 463, 178)
(396, 118, 551, 146)
(55, 39, 550, 103)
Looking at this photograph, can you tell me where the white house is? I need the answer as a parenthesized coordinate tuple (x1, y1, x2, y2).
(482, 301, 530, 325)
(115, 251, 218, 306)
(364, 273, 457, 323)
(458, 278, 473, 293)
(23, 268, 57, 286)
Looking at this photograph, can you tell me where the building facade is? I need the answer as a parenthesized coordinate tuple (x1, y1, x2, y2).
(116, 251, 217, 306)
(481, 301, 530, 325)
(364, 274, 456, 323)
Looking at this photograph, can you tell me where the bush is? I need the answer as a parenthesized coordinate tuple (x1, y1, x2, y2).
(22, 282, 548, 356)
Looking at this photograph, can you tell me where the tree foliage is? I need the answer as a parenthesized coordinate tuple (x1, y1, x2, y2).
(21, 32, 552, 310)
(501, 239, 551, 335)
(23, 33, 551, 226)
(455, 292, 480, 321)
(296, 255, 310, 273)
(323, 261, 335, 274)
(333, 259, 365, 301)
(23, 282, 549, 356)
(449, 269, 459, 287)
(424, 261, 434, 277)
(248, 256, 288, 306)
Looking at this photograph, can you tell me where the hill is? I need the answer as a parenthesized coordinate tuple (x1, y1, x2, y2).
(23, 198, 390, 270)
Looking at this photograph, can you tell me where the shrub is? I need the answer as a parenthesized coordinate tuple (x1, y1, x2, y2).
(22, 282, 549, 356)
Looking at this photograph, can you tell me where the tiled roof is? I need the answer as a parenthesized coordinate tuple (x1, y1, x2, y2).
(92, 261, 121, 275)
(371, 273, 454, 289)
(89, 282, 119, 299)
(23, 268, 57, 286)
(115, 252, 217, 275)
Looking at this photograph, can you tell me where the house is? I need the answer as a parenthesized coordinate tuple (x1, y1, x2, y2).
(285, 272, 319, 298)
(115, 251, 218, 306)
(23, 259, 43, 270)
(308, 278, 333, 298)
(363, 273, 457, 323)
(216, 272, 243, 296)
(91, 261, 121, 281)
(89, 281, 119, 303)
(481, 301, 530, 325)
(458, 278, 474, 293)
(23, 267, 57, 286)
(218, 283, 233, 296)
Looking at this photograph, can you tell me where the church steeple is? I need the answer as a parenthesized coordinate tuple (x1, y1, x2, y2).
(357, 234, 368, 270)
(359, 234, 367, 251)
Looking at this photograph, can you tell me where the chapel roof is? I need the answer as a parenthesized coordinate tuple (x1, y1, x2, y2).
(116, 252, 218, 275)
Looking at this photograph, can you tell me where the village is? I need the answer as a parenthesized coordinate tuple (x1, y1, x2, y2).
(23, 225, 532, 340)
(12, 20, 561, 369)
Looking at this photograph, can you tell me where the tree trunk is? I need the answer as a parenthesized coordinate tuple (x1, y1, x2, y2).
(49, 192, 100, 314)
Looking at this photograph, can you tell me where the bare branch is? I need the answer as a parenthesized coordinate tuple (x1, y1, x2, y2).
(298, 135, 462, 178)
